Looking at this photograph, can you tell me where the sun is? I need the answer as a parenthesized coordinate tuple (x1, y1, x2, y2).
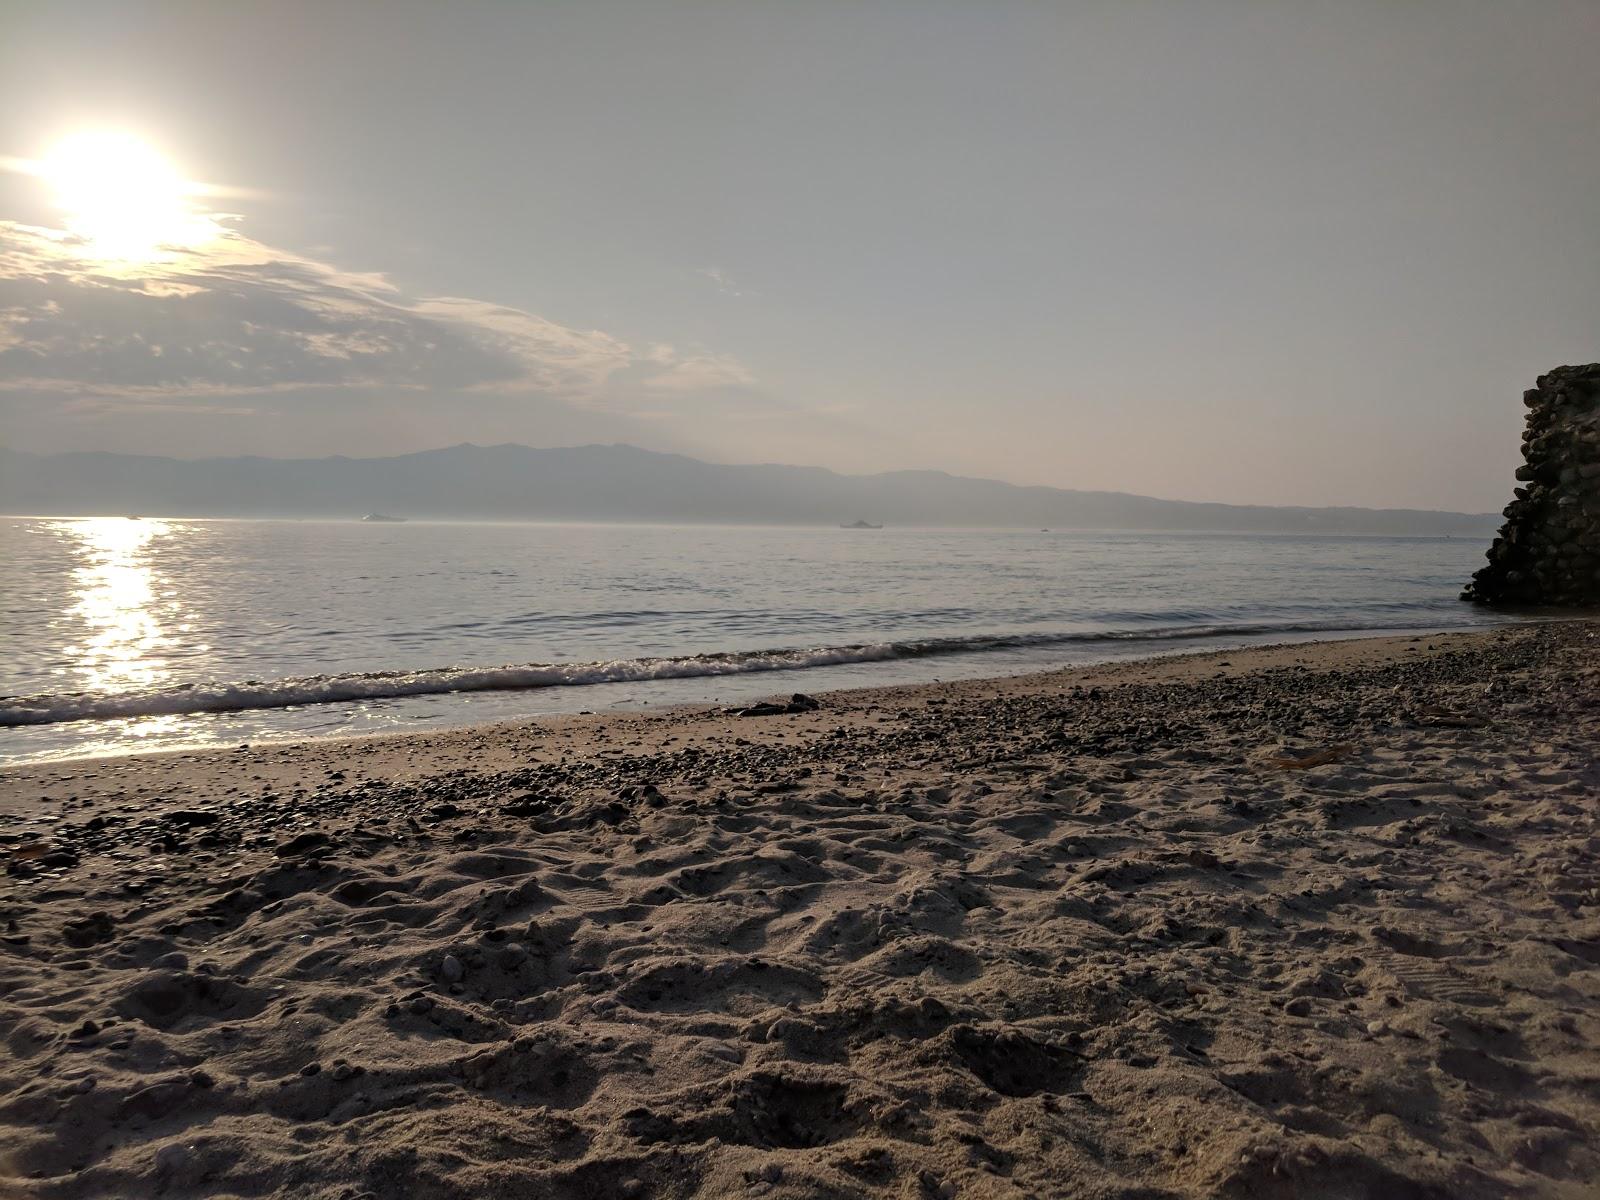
(38, 131, 219, 261)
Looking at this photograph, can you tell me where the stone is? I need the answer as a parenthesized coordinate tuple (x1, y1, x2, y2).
(154, 1143, 191, 1175)
(737, 702, 789, 717)
(166, 810, 220, 828)
(274, 831, 333, 858)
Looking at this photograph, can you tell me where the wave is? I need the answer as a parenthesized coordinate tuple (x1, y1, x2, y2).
(0, 615, 1476, 728)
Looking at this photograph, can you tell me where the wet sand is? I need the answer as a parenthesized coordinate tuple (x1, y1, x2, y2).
(2, 623, 1598, 1198)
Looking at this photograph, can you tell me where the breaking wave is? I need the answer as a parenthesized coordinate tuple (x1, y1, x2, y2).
(1, 617, 1458, 728)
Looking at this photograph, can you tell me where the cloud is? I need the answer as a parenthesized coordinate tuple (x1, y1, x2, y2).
(641, 350, 759, 393)
(0, 222, 750, 406)
(697, 266, 752, 297)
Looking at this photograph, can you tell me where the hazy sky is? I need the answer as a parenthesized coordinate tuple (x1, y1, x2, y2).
(1, 1, 1596, 510)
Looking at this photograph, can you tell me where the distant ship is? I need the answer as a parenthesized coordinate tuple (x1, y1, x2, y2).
(361, 513, 407, 523)
(840, 519, 883, 529)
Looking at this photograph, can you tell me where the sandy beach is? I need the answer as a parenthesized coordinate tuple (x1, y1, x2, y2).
(2, 621, 1597, 1199)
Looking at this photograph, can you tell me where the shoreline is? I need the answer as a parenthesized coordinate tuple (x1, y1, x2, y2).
(0, 621, 1539, 781)
(2, 620, 1597, 1197)
(4, 617, 1531, 760)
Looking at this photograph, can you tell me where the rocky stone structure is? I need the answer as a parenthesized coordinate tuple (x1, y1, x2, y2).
(1465, 363, 1600, 605)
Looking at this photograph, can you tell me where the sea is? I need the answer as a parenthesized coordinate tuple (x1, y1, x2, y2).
(0, 516, 1514, 765)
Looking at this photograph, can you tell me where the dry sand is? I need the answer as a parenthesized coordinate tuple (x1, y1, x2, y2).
(1, 623, 1597, 1199)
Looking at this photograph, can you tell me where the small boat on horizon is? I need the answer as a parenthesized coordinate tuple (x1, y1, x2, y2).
(361, 513, 407, 523)
(840, 519, 883, 529)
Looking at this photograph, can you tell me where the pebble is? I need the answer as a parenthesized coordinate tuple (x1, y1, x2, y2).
(440, 954, 464, 983)
(154, 1143, 191, 1174)
(274, 831, 333, 858)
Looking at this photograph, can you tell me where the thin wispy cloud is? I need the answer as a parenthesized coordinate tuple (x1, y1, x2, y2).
(696, 266, 752, 298)
(638, 344, 758, 393)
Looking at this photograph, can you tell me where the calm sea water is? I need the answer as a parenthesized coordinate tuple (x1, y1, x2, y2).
(0, 517, 1509, 764)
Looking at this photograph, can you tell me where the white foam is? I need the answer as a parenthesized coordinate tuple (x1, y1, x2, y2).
(0, 617, 1478, 728)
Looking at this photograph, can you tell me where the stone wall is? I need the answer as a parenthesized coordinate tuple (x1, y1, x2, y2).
(1464, 363, 1600, 605)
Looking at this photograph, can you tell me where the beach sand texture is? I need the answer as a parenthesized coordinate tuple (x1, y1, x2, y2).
(2, 623, 1597, 1198)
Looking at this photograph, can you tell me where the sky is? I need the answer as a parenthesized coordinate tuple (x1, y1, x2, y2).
(0, 1, 1596, 512)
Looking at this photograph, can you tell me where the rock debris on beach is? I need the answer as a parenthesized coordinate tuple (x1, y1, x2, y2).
(1, 624, 1597, 1198)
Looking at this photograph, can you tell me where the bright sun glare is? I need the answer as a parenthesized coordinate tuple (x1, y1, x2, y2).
(39, 131, 218, 261)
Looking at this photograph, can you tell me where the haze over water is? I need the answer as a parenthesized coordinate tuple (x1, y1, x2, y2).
(1, 516, 1515, 764)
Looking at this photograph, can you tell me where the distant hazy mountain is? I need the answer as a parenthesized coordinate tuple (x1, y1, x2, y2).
(0, 443, 1497, 535)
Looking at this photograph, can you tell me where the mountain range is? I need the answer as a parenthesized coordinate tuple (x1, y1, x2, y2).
(0, 443, 1497, 535)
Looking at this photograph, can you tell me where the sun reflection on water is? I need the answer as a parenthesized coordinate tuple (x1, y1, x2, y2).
(55, 517, 181, 693)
